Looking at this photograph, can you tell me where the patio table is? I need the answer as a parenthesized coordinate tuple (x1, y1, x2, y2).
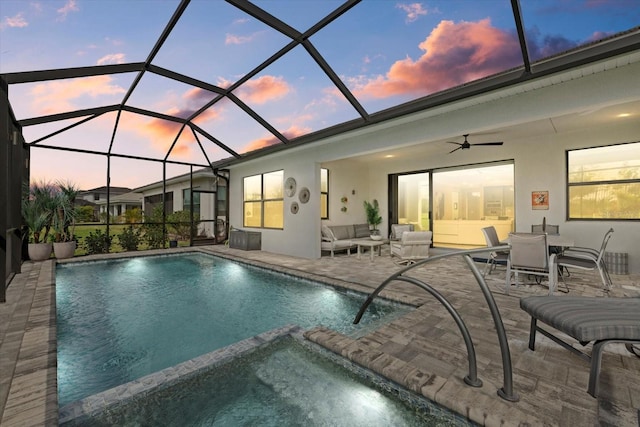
(356, 239, 387, 261)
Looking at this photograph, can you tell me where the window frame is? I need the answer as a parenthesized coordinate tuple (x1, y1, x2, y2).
(566, 142, 640, 221)
(243, 170, 284, 229)
(321, 168, 329, 220)
(182, 188, 201, 213)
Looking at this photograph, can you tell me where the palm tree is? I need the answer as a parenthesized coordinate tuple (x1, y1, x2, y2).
(52, 181, 79, 243)
(21, 181, 56, 243)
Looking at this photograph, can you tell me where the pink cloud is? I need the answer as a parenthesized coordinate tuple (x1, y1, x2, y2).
(352, 19, 521, 99)
(243, 125, 310, 153)
(122, 88, 221, 157)
(96, 53, 126, 65)
(225, 33, 255, 45)
(57, 0, 79, 20)
(396, 3, 429, 23)
(3, 13, 28, 28)
(30, 76, 126, 115)
(234, 75, 290, 104)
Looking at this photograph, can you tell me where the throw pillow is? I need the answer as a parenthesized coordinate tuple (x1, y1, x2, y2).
(392, 224, 411, 240)
(321, 225, 336, 241)
(354, 223, 370, 238)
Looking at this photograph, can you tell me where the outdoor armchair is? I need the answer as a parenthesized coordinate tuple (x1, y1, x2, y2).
(390, 223, 414, 241)
(390, 231, 432, 265)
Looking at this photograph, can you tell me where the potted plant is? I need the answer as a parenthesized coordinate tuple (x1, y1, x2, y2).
(51, 182, 79, 259)
(363, 199, 383, 240)
(21, 181, 55, 261)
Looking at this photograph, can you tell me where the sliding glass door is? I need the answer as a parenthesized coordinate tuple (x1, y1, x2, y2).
(395, 172, 430, 231)
(390, 162, 514, 248)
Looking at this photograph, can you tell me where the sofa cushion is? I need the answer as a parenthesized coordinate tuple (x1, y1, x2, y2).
(331, 225, 353, 240)
(321, 225, 336, 241)
(354, 223, 370, 238)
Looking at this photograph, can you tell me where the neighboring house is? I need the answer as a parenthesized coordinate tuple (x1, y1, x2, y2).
(93, 192, 143, 222)
(78, 186, 136, 221)
(133, 168, 228, 240)
(78, 186, 133, 203)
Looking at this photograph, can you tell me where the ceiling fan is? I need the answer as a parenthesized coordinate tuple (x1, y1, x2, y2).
(447, 134, 503, 154)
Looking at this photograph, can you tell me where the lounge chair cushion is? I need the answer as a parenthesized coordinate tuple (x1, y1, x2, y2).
(520, 296, 640, 342)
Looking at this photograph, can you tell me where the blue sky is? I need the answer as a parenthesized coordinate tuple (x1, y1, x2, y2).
(1, 0, 638, 189)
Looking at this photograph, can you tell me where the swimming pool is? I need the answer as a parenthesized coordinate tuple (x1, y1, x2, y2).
(56, 252, 411, 406)
(60, 326, 473, 426)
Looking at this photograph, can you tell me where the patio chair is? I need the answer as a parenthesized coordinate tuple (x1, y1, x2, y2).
(390, 223, 414, 241)
(555, 228, 614, 292)
(520, 295, 640, 397)
(390, 231, 432, 265)
(531, 223, 564, 274)
(505, 232, 556, 295)
(481, 226, 508, 277)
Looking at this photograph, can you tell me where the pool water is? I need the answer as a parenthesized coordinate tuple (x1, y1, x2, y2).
(61, 335, 468, 427)
(56, 253, 411, 406)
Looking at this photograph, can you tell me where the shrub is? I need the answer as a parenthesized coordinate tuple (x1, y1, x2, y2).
(167, 210, 200, 241)
(124, 207, 143, 224)
(142, 206, 166, 249)
(83, 229, 113, 254)
(75, 205, 96, 222)
(117, 226, 141, 251)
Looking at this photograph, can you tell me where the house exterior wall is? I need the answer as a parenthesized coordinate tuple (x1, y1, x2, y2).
(228, 59, 640, 272)
(139, 177, 218, 237)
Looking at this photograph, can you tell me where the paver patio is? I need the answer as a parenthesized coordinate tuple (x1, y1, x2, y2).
(1, 246, 638, 426)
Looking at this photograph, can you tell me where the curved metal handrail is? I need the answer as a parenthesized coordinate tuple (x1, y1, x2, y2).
(353, 246, 519, 402)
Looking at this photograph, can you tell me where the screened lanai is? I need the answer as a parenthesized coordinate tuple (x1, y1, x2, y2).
(2, 0, 640, 299)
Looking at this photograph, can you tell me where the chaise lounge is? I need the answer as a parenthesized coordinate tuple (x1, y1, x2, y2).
(520, 295, 640, 397)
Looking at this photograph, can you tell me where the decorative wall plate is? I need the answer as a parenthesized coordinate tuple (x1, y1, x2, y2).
(299, 187, 310, 204)
(285, 177, 297, 197)
(290, 201, 299, 214)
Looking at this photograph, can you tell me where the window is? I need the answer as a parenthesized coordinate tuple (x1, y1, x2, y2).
(243, 170, 284, 228)
(144, 192, 173, 216)
(567, 142, 640, 220)
(321, 168, 329, 219)
(183, 189, 201, 213)
(217, 186, 227, 217)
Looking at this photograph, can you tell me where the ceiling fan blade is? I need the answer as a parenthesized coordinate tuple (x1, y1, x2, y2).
(446, 141, 462, 145)
(448, 146, 463, 154)
(470, 142, 503, 146)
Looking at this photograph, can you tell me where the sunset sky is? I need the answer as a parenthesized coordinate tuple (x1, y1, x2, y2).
(1, 0, 637, 190)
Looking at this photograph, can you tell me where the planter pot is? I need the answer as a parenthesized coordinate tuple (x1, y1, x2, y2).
(54, 241, 76, 259)
(370, 235, 383, 241)
(28, 242, 52, 261)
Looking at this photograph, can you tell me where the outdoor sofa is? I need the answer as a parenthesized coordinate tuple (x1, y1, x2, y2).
(321, 223, 372, 257)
